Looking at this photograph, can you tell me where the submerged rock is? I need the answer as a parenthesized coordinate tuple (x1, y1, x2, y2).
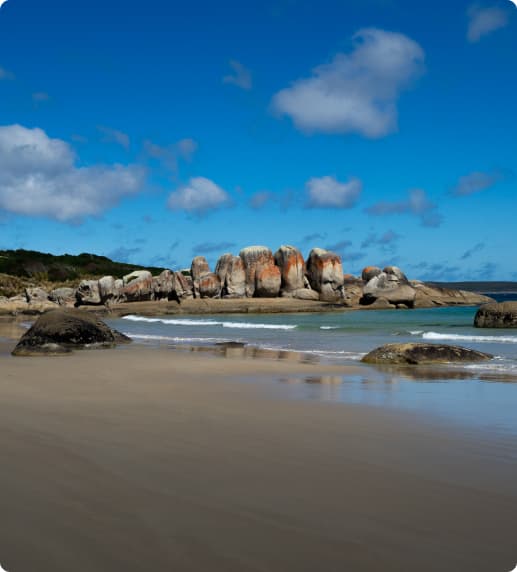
(361, 342, 492, 365)
(12, 308, 131, 356)
(474, 302, 517, 328)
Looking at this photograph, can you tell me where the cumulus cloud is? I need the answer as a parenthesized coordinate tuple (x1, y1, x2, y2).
(0, 0, 9, 9)
(223, 60, 252, 90)
(97, 125, 130, 149)
(167, 177, 231, 213)
(0, 124, 145, 222)
(365, 189, 442, 227)
(452, 169, 508, 195)
(271, 28, 425, 138)
(467, 4, 509, 42)
(306, 176, 362, 209)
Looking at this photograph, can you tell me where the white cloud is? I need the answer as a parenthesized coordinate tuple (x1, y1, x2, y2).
(306, 176, 362, 208)
(467, 4, 509, 42)
(97, 125, 130, 149)
(0, 0, 9, 10)
(223, 60, 252, 90)
(167, 177, 231, 213)
(0, 124, 145, 221)
(271, 28, 424, 138)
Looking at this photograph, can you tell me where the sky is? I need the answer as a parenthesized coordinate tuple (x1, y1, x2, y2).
(0, 0, 516, 281)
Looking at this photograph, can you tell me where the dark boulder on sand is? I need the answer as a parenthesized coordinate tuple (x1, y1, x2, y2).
(361, 342, 492, 365)
(12, 308, 131, 356)
(474, 302, 517, 328)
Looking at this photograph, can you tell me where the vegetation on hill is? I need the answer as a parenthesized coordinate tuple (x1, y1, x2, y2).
(0, 249, 166, 297)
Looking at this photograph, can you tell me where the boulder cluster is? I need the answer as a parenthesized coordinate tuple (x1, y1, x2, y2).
(0, 244, 494, 312)
(74, 245, 344, 306)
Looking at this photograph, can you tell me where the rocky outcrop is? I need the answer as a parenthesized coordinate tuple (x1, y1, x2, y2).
(361, 266, 382, 283)
(152, 270, 177, 301)
(76, 280, 102, 305)
(240, 246, 281, 298)
(361, 343, 492, 365)
(274, 245, 306, 293)
(173, 272, 194, 300)
(191, 256, 212, 298)
(25, 287, 49, 304)
(122, 270, 153, 302)
(306, 248, 344, 302)
(99, 276, 121, 304)
(474, 302, 517, 328)
(199, 273, 222, 298)
(48, 287, 76, 306)
(12, 308, 131, 356)
(216, 254, 246, 298)
(413, 282, 494, 308)
(342, 277, 364, 307)
(362, 266, 415, 308)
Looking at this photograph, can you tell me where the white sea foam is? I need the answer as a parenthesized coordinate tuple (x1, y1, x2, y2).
(122, 315, 297, 330)
(421, 332, 517, 344)
(320, 326, 340, 330)
(126, 333, 233, 343)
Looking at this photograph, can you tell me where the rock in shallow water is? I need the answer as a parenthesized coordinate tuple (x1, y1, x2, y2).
(361, 343, 492, 365)
(12, 308, 131, 356)
(474, 302, 517, 328)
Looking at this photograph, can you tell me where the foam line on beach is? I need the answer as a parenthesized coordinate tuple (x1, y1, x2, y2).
(122, 315, 297, 330)
(420, 332, 517, 344)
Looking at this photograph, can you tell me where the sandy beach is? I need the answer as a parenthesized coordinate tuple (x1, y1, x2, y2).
(0, 341, 516, 572)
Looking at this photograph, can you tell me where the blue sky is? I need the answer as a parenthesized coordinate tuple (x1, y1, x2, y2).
(0, 0, 515, 281)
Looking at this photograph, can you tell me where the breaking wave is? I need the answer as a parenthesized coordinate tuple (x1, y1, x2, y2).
(122, 315, 297, 330)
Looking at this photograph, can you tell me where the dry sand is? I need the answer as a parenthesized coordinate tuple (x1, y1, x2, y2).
(0, 345, 516, 571)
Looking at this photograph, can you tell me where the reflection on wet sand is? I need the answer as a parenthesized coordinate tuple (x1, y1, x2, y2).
(280, 365, 517, 386)
(170, 342, 321, 364)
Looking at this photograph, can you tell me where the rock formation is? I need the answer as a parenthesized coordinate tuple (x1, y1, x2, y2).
(240, 246, 281, 298)
(474, 302, 517, 328)
(76, 280, 102, 305)
(306, 248, 344, 302)
(216, 254, 246, 298)
(121, 270, 153, 302)
(361, 266, 415, 308)
(274, 245, 306, 293)
(361, 343, 492, 365)
(49, 287, 76, 307)
(11, 308, 131, 356)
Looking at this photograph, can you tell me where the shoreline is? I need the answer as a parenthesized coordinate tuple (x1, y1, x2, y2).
(0, 346, 516, 571)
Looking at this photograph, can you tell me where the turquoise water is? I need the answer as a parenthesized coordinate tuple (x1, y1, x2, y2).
(110, 306, 517, 374)
(108, 306, 517, 434)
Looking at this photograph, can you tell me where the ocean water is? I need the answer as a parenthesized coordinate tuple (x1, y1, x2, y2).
(109, 306, 517, 375)
(109, 305, 517, 434)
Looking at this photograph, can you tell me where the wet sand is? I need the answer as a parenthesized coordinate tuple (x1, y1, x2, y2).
(1, 346, 517, 571)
